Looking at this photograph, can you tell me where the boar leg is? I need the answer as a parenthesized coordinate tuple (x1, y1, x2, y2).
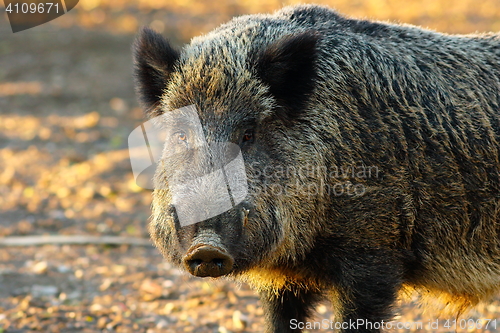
(333, 255, 403, 333)
(260, 285, 322, 333)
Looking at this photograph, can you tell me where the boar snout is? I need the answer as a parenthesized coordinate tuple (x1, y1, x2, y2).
(183, 245, 234, 277)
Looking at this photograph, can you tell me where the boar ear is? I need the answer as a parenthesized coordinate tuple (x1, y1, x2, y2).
(133, 27, 180, 118)
(255, 30, 320, 120)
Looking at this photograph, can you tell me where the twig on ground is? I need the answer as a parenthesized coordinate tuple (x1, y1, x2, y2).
(0, 235, 153, 247)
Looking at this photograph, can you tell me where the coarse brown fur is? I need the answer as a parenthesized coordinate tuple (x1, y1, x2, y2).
(133, 4, 500, 332)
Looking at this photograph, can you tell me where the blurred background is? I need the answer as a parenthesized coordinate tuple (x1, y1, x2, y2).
(1, 0, 500, 332)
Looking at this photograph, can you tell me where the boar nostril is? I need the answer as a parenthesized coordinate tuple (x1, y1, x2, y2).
(183, 245, 234, 278)
(191, 259, 203, 266)
(213, 258, 224, 268)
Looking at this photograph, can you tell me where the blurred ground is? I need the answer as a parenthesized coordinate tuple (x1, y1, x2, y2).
(1, 0, 500, 332)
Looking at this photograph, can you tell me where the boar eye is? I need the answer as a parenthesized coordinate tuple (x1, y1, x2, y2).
(175, 131, 188, 145)
(241, 129, 254, 144)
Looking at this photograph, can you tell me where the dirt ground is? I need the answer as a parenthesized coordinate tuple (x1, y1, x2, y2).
(1, 1, 500, 332)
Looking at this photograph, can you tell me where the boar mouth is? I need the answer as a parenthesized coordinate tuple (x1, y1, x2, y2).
(183, 245, 235, 277)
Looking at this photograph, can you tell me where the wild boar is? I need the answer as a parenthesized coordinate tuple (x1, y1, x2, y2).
(132, 4, 500, 332)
